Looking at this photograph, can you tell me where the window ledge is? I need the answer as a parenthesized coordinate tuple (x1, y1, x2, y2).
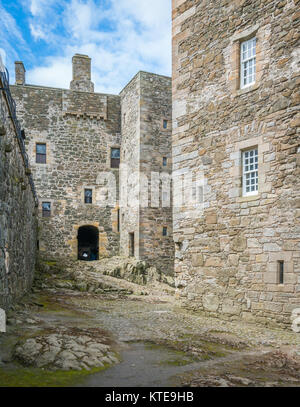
(235, 83, 259, 97)
(236, 193, 261, 203)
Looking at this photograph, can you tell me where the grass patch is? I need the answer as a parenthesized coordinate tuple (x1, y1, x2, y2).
(44, 261, 57, 267)
(144, 342, 196, 366)
(159, 356, 195, 367)
(0, 365, 109, 387)
(34, 294, 84, 317)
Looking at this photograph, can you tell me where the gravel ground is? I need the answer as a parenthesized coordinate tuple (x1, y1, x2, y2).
(1, 259, 300, 387)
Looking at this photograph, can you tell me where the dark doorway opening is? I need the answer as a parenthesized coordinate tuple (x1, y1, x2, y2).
(129, 232, 135, 257)
(78, 225, 99, 261)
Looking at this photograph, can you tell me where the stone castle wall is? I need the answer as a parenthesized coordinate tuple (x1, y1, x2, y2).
(120, 72, 174, 274)
(172, 0, 300, 327)
(119, 73, 141, 258)
(139, 72, 174, 275)
(0, 66, 38, 311)
(11, 83, 121, 260)
(10, 57, 174, 274)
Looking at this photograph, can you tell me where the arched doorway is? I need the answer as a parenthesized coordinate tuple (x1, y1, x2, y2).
(77, 225, 99, 261)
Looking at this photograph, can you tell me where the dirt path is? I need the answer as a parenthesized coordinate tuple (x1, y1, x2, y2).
(1, 259, 300, 387)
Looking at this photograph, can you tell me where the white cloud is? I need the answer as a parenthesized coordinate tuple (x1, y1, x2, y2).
(0, 3, 34, 81)
(29, 23, 47, 40)
(26, 56, 72, 89)
(0, 4, 26, 45)
(4, 0, 172, 93)
(0, 48, 6, 66)
(29, 0, 59, 16)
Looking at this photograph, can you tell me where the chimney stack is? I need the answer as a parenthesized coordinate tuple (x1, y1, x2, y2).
(70, 54, 94, 92)
(15, 61, 26, 85)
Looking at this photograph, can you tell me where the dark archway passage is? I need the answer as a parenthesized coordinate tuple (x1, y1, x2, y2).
(77, 225, 99, 261)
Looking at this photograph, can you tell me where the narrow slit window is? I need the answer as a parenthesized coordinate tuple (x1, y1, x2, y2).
(242, 148, 258, 196)
(163, 119, 168, 129)
(278, 261, 284, 284)
(117, 209, 120, 232)
(129, 232, 135, 257)
(163, 157, 167, 166)
(36, 143, 46, 164)
(163, 226, 168, 236)
(42, 202, 51, 217)
(240, 37, 256, 89)
(111, 148, 120, 168)
(84, 189, 93, 204)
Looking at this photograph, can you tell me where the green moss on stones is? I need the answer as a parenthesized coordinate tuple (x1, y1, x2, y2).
(0, 364, 109, 387)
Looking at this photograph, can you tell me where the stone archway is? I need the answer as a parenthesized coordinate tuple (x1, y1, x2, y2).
(77, 225, 99, 261)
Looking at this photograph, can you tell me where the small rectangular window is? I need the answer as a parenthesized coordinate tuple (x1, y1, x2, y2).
(240, 37, 256, 89)
(163, 157, 167, 166)
(42, 202, 51, 217)
(192, 185, 204, 203)
(129, 232, 135, 257)
(163, 119, 168, 129)
(84, 189, 92, 204)
(278, 261, 284, 284)
(117, 209, 120, 232)
(36, 143, 46, 164)
(163, 227, 168, 236)
(242, 148, 258, 196)
(111, 148, 120, 168)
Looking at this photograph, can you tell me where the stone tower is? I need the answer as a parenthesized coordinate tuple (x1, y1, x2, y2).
(11, 55, 121, 260)
(120, 72, 174, 275)
(10, 55, 174, 275)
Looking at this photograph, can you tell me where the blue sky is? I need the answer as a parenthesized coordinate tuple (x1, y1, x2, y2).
(0, 0, 171, 94)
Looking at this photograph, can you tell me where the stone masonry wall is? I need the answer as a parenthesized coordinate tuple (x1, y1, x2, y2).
(0, 68, 38, 311)
(139, 72, 174, 275)
(120, 72, 174, 275)
(11, 83, 121, 261)
(172, 0, 300, 327)
(119, 73, 141, 259)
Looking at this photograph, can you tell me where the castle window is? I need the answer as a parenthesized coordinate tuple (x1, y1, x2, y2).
(163, 119, 168, 129)
(36, 143, 46, 164)
(84, 189, 93, 204)
(129, 232, 135, 257)
(242, 148, 258, 196)
(163, 226, 168, 236)
(111, 148, 120, 168)
(163, 157, 167, 166)
(42, 202, 51, 217)
(240, 37, 256, 89)
(278, 261, 284, 284)
(117, 208, 120, 232)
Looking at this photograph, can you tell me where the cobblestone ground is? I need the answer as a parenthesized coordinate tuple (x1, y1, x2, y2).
(0, 259, 300, 387)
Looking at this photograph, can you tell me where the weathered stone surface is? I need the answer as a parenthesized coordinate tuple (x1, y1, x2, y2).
(0, 64, 38, 311)
(14, 330, 116, 371)
(0, 308, 6, 332)
(203, 294, 219, 312)
(192, 253, 204, 267)
(120, 72, 174, 275)
(11, 69, 121, 261)
(10, 57, 174, 276)
(172, 0, 300, 327)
